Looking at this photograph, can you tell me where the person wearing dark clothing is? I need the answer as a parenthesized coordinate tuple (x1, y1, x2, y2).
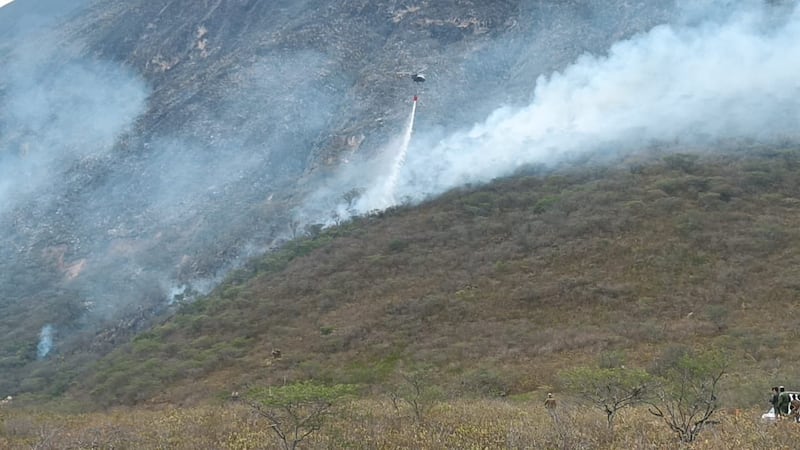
(778, 389, 791, 416)
(771, 386, 780, 413)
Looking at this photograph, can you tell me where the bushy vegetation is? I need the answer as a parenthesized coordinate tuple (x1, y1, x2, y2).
(242, 381, 357, 450)
(7, 146, 800, 445)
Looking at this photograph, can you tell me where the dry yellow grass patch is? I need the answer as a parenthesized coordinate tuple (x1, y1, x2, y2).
(3, 397, 800, 449)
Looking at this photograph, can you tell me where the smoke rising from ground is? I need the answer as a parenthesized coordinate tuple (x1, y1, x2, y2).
(36, 324, 54, 360)
(0, 29, 349, 367)
(396, 1, 800, 200)
(0, 45, 148, 213)
(306, 0, 800, 219)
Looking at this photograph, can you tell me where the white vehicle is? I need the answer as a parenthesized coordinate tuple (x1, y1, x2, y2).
(762, 391, 800, 422)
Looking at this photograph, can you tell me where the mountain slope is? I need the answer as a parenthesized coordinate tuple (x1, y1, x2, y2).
(0, 0, 677, 399)
(75, 146, 800, 407)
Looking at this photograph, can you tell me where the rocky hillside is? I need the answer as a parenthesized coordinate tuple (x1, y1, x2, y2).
(0, 0, 679, 398)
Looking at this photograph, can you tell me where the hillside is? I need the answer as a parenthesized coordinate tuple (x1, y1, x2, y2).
(3, 0, 800, 447)
(65, 145, 800, 408)
(0, 0, 678, 399)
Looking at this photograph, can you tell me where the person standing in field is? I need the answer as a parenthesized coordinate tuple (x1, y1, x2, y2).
(771, 386, 780, 414)
(778, 386, 790, 417)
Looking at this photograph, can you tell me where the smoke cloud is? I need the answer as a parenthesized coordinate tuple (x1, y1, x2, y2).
(398, 1, 800, 199)
(0, 43, 148, 214)
(309, 0, 800, 219)
(36, 324, 54, 360)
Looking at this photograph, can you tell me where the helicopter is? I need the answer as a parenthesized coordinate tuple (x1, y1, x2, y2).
(395, 65, 427, 82)
(394, 67, 427, 102)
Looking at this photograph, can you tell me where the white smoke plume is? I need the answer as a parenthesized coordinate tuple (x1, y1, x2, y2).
(36, 324, 54, 360)
(0, 47, 148, 213)
(381, 1, 800, 206)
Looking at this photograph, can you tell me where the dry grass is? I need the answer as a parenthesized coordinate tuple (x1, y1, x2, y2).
(2, 398, 800, 449)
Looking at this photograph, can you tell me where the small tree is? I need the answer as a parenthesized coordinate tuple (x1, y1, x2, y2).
(560, 366, 652, 431)
(647, 349, 728, 443)
(386, 368, 444, 424)
(243, 381, 355, 450)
